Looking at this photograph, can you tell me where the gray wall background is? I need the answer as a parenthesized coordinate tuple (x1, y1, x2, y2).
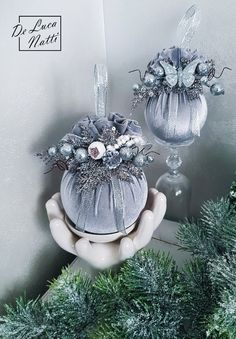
(0, 0, 106, 311)
(0, 0, 236, 310)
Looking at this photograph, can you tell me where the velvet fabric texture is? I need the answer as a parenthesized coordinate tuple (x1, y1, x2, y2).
(145, 92, 207, 146)
(60, 171, 148, 235)
(145, 46, 208, 146)
(72, 112, 142, 139)
(149, 46, 204, 70)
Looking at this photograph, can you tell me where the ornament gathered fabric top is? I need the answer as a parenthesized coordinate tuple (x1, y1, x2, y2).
(131, 46, 226, 109)
(131, 46, 230, 146)
(38, 113, 155, 235)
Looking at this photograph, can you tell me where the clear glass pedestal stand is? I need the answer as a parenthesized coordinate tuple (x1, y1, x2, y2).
(156, 147, 191, 221)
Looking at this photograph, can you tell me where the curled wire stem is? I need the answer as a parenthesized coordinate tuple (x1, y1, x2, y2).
(214, 66, 232, 79)
(44, 160, 68, 174)
(139, 143, 160, 156)
(140, 144, 152, 154)
(128, 69, 143, 82)
(146, 151, 160, 156)
(131, 144, 160, 157)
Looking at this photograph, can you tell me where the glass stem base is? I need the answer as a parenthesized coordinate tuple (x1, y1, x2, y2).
(156, 147, 191, 221)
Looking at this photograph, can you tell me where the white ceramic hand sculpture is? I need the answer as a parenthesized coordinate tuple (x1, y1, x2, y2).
(46, 188, 166, 269)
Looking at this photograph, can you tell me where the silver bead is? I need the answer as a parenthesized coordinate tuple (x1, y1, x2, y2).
(133, 153, 145, 167)
(75, 148, 88, 163)
(147, 155, 154, 163)
(201, 76, 210, 86)
(133, 83, 140, 91)
(197, 63, 209, 76)
(144, 73, 155, 87)
(60, 143, 73, 156)
(210, 83, 225, 96)
(119, 147, 133, 161)
(48, 146, 57, 156)
(153, 66, 165, 78)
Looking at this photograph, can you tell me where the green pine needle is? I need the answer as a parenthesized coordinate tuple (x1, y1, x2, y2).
(207, 286, 236, 338)
(0, 297, 45, 339)
(229, 179, 236, 206)
(0, 269, 97, 339)
(93, 250, 183, 339)
(179, 258, 218, 338)
(177, 198, 236, 259)
(2, 175, 236, 338)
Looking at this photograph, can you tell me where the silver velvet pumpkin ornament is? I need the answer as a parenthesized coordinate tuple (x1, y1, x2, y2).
(39, 65, 152, 243)
(142, 46, 210, 146)
(130, 5, 228, 223)
(58, 63, 150, 241)
(49, 104, 150, 242)
(145, 91, 207, 146)
(58, 111, 149, 238)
